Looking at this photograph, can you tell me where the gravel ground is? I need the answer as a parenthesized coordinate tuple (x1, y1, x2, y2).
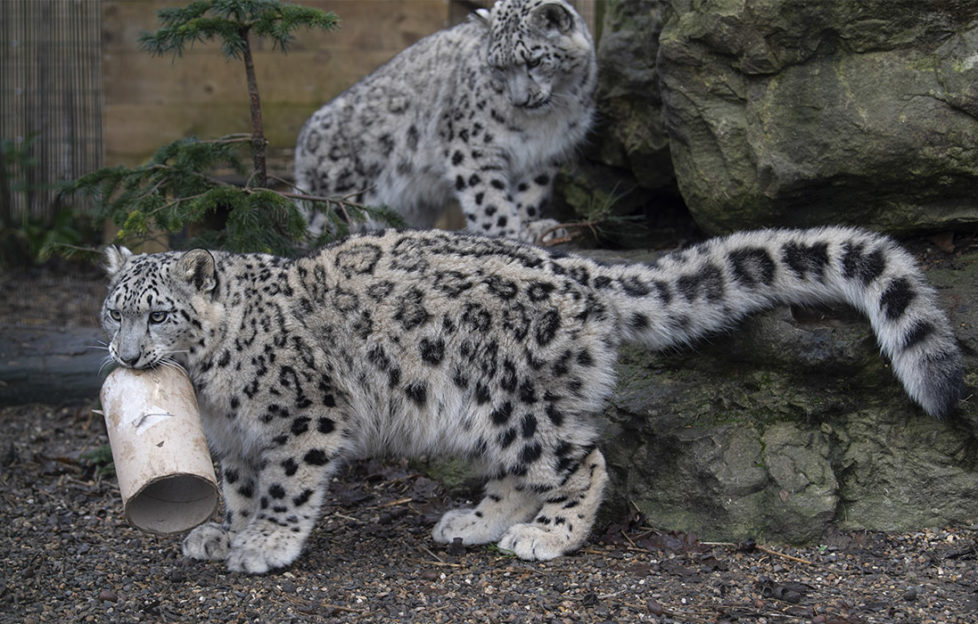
(1, 401, 977, 623)
(2, 245, 977, 623)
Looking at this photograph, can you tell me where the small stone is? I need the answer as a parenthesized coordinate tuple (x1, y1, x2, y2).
(446, 537, 466, 557)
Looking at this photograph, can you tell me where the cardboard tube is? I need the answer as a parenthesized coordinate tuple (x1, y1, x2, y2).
(100, 365, 218, 534)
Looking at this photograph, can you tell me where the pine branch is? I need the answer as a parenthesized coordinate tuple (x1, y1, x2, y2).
(60, 1, 364, 257)
(139, 1, 338, 59)
(138, 1, 338, 185)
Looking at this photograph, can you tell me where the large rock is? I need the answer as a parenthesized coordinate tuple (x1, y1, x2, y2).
(598, 245, 978, 542)
(656, 1, 978, 234)
(567, 1, 978, 237)
(554, 0, 680, 245)
(589, 0, 672, 192)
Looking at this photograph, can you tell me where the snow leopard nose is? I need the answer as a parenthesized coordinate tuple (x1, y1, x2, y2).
(115, 341, 143, 368)
(507, 74, 533, 107)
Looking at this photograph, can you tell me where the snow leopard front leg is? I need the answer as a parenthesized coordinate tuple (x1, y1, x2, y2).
(223, 441, 339, 574)
(183, 455, 259, 562)
(513, 162, 565, 243)
(449, 153, 556, 244)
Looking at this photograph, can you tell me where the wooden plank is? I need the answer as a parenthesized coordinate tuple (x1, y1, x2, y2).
(101, 0, 449, 166)
(102, 1, 448, 54)
(103, 97, 365, 165)
(102, 50, 400, 105)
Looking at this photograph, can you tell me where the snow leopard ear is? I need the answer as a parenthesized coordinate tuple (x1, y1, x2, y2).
(176, 249, 217, 293)
(531, 2, 574, 35)
(104, 245, 133, 277)
(472, 7, 491, 24)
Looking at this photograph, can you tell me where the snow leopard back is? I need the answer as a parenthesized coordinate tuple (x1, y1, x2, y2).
(294, 0, 596, 244)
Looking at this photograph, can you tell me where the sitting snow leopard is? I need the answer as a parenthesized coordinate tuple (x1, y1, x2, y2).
(101, 227, 963, 574)
(294, 0, 596, 243)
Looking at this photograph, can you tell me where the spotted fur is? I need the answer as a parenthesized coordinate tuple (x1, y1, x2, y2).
(294, 0, 596, 243)
(101, 227, 963, 573)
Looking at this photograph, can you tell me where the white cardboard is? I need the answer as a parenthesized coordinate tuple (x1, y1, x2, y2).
(100, 366, 218, 534)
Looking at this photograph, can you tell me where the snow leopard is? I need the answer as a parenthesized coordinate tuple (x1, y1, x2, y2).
(293, 0, 596, 244)
(101, 227, 963, 574)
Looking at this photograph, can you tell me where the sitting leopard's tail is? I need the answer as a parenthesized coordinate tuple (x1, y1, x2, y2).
(592, 226, 963, 418)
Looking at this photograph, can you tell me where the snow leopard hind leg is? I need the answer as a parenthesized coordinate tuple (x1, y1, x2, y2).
(432, 476, 541, 546)
(497, 448, 608, 560)
(432, 449, 608, 560)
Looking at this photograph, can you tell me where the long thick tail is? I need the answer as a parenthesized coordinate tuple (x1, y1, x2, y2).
(591, 226, 963, 418)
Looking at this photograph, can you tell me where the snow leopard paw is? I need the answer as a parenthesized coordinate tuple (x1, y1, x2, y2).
(226, 526, 304, 574)
(432, 508, 509, 545)
(182, 522, 231, 561)
(496, 523, 577, 561)
(523, 219, 566, 245)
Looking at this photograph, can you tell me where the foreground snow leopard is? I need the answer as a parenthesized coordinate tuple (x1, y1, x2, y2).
(294, 0, 596, 243)
(101, 227, 963, 574)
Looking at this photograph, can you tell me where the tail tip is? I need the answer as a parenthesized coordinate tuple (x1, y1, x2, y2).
(918, 362, 965, 419)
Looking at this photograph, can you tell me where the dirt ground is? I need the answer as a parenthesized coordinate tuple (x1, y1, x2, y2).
(2, 401, 977, 623)
(1, 249, 977, 623)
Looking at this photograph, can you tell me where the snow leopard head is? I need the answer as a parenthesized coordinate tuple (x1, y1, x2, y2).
(101, 247, 218, 370)
(479, 0, 596, 111)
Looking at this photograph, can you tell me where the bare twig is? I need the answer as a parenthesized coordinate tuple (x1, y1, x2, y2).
(701, 541, 815, 565)
(620, 530, 639, 550)
(203, 134, 252, 144)
(418, 545, 445, 564)
(755, 544, 814, 565)
(376, 497, 413, 509)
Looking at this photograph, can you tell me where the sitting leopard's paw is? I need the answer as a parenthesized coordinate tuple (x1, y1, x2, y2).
(523, 218, 567, 245)
(433, 508, 508, 545)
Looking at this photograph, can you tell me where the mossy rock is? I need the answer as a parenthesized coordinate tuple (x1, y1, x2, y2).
(597, 246, 978, 543)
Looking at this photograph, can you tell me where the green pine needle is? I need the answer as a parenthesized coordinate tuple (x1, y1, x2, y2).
(59, 1, 378, 259)
(140, 0, 338, 60)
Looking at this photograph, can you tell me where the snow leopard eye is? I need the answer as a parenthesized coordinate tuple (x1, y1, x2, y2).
(526, 56, 542, 69)
(108, 309, 121, 322)
(149, 311, 168, 324)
